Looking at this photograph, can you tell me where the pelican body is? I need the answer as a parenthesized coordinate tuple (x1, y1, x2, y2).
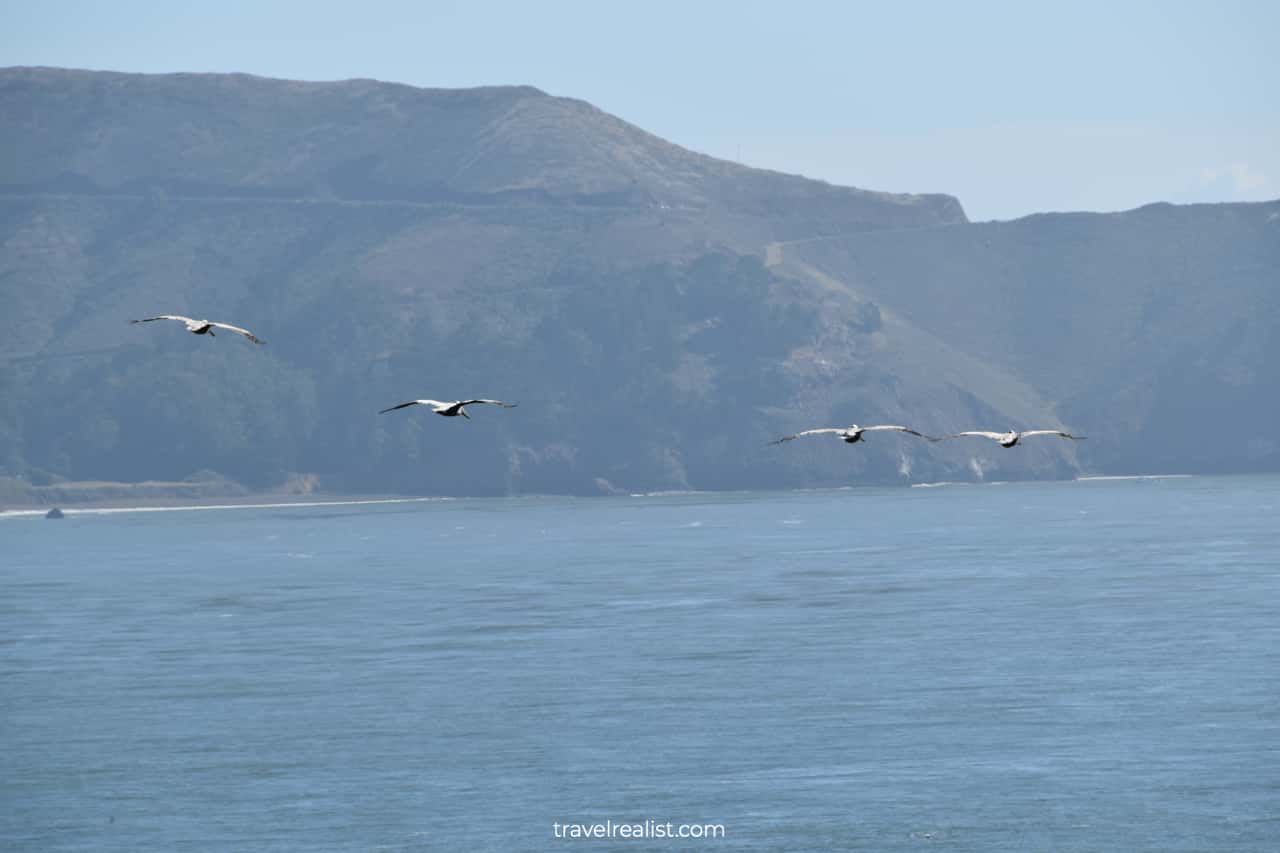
(840, 427, 884, 443)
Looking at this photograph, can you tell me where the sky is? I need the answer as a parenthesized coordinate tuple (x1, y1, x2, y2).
(3, 0, 1277, 221)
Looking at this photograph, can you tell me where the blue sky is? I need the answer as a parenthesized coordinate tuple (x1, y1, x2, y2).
(4, 0, 1277, 220)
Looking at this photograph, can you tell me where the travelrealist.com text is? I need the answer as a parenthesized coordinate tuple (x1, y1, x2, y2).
(553, 820, 726, 840)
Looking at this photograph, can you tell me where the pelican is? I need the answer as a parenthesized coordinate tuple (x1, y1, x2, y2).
(951, 429, 1085, 448)
(378, 399, 517, 419)
(131, 315, 264, 344)
(770, 424, 937, 445)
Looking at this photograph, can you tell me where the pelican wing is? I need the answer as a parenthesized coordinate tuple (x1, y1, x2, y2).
(953, 431, 1008, 441)
(131, 315, 194, 324)
(378, 400, 429, 414)
(769, 427, 846, 445)
(457, 399, 517, 408)
(862, 425, 925, 436)
(1019, 430, 1086, 441)
(207, 321, 264, 344)
(862, 425, 947, 442)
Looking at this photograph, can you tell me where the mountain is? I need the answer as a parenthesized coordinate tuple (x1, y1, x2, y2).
(0, 67, 1275, 499)
(0, 67, 962, 229)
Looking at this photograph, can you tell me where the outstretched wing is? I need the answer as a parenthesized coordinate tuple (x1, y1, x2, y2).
(131, 315, 193, 325)
(458, 399, 517, 408)
(208, 321, 264, 344)
(1019, 430, 1086, 441)
(863, 425, 948, 442)
(769, 427, 846, 445)
(863, 425, 927, 437)
(378, 400, 427, 414)
(953, 431, 1008, 441)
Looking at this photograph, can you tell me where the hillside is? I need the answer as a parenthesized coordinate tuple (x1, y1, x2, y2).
(784, 200, 1280, 475)
(0, 68, 1275, 499)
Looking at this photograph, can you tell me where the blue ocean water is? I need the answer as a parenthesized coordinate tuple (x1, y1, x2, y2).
(2, 476, 1278, 851)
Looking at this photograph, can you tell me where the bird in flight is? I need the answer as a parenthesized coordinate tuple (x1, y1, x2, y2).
(378, 399, 517, 419)
(950, 429, 1085, 448)
(770, 424, 938, 445)
(131, 315, 264, 344)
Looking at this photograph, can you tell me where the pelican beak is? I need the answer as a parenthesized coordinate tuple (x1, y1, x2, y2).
(460, 409, 470, 419)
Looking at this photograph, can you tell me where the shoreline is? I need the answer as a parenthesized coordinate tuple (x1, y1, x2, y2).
(0, 472, 1236, 519)
(0, 494, 451, 518)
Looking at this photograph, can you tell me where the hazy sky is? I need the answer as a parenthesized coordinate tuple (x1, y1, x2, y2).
(4, 0, 1277, 220)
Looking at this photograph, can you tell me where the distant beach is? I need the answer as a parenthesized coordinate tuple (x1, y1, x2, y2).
(0, 494, 449, 519)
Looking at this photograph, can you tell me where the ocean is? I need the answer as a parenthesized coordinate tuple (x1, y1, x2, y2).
(3, 476, 1278, 850)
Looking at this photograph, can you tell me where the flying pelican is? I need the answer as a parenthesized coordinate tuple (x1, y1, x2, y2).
(378, 399, 517, 419)
(131, 315, 264, 344)
(951, 429, 1086, 448)
(770, 424, 938, 445)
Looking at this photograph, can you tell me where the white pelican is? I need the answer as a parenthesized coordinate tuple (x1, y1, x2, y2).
(378, 399, 517, 419)
(131, 315, 264, 344)
(770, 424, 938, 445)
(951, 429, 1085, 448)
